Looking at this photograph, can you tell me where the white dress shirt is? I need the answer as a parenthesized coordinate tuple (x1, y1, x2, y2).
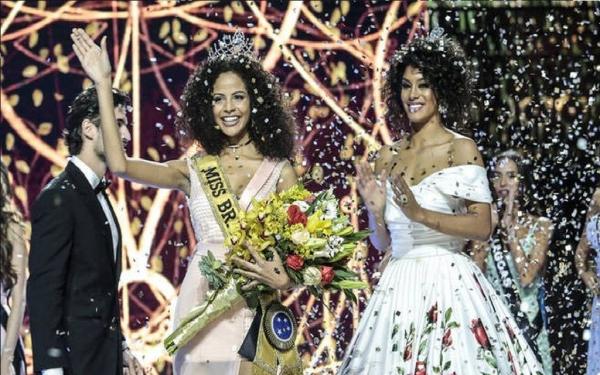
(42, 157, 119, 375)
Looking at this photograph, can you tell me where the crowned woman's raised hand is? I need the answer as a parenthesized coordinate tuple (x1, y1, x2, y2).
(355, 160, 388, 217)
(71, 28, 111, 84)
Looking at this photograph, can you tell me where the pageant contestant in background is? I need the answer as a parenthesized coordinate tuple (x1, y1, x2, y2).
(575, 188, 600, 375)
(27, 87, 143, 375)
(471, 150, 553, 374)
(70, 29, 300, 375)
(339, 29, 543, 374)
(1, 164, 27, 375)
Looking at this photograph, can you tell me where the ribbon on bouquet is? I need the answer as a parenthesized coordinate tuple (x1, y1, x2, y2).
(164, 155, 302, 374)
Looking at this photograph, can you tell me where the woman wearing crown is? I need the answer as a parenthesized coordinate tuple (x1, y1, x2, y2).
(338, 30, 544, 374)
(71, 29, 300, 375)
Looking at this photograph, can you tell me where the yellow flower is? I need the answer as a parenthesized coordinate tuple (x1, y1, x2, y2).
(306, 210, 333, 235)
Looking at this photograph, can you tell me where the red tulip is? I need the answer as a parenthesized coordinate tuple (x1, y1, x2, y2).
(470, 318, 490, 349)
(320, 266, 335, 285)
(428, 303, 438, 323)
(442, 329, 452, 348)
(415, 361, 427, 375)
(287, 205, 307, 226)
(403, 344, 412, 361)
(286, 254, 305, 271)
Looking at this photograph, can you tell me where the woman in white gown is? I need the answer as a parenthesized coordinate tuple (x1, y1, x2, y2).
(339, 29, 543, 374)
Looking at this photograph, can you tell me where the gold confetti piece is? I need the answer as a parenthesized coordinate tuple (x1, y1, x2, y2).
(54, 92, 64, 101)
(37, 122, 52, 136)
(162, 135, 175, 149)
(192, 29, 208, 42)
(37, 0, 46, 10)
(8, 94, 19, 107)
(147, 147, 160, 161)
(28, 31, 39, 48)
(150, 255, 163, 272)
(15, 160, 30, 174)
(159, 21, 170, 39)
(179, 246, 189, 258)
(14, 186, 27, 206)
(1, 155, 10, 167)
(310, 1, 322, 12)
(232, 1, 245, 14)
(22, 65, 38, 78)
(289, 89, 301, 106)
(305, 47, 315, 60)
(32, 89, 43, 107)
(176, 47, 185, 56)
(141, 196, 153, 211)
(131, 217, 142, 236)
(0, 43, 7, 55)
(39, 48, 49, 59)
(174, 219, 183, 234)
(56, 55, 69, 73)
(223, 6, 233, 22)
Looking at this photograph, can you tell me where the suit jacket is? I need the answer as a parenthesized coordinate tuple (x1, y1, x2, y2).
(27, 161, 123, 375)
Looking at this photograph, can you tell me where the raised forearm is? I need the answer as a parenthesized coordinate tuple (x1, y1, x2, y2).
(506, 236, 542, 287)
(416, 207, 492, 242)
(95, 79, 127, 173)
(368, 210, 391, 252)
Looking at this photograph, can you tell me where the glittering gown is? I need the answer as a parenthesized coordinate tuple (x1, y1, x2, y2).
(339, 165, 543, 375)
(172, 157, 286, 375)
(586, 214, 599, 375)
(485, 220, 553, 374)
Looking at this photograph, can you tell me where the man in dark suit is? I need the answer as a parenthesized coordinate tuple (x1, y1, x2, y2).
(27, 87, 143, 375)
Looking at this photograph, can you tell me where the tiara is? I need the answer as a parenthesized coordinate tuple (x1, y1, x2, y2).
(207, 29, 256, 62)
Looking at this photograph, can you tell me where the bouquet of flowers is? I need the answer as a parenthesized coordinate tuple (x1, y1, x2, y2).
(164, 184, 369, 355)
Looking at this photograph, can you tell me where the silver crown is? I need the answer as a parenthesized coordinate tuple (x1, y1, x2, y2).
(208, 30, 256, 62)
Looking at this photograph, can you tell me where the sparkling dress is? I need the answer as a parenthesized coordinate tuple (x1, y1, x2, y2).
(339, 165, 543, 375)
(586, 214, 600, 375)
(172, 157, 286, 375)
(485, 220, 553, 374)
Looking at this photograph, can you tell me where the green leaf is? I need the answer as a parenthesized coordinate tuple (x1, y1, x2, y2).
(392, 343, 398, 352)
(392, 324, 399, 339)
(443, 361, 451, 370)
(418, 339, 428, 354)
(332, 280, 368, 289)
(444, 307, 453, 323)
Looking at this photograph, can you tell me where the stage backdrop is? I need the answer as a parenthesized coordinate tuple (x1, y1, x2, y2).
(1, 1, 598, 374)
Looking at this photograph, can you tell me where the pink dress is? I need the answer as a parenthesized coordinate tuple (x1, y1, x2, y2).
(172, 157, 286, 375)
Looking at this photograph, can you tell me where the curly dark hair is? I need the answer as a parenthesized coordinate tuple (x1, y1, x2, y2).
(176, 55, 295, 158)
(0, 164, 17, 291)
(383, 33, 475, 134)
(64, 86, 130, 155)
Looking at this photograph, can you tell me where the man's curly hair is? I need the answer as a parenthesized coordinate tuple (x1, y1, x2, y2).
(176, 55, 295, 159)
(383, 33, 475, 134)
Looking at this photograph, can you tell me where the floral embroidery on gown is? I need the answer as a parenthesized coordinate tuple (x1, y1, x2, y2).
(171, 157, 286, 375)
(339, 165, 543, 375)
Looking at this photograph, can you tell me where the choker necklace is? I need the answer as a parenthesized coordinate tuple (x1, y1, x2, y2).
(227, 138, 252, 149)
(226, 138, 252, 160)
